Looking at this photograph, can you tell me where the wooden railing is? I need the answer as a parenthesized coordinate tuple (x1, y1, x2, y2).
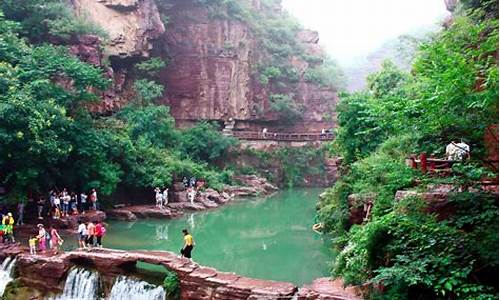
(230, 131, 334, 142)
(406, 153, 499, 174)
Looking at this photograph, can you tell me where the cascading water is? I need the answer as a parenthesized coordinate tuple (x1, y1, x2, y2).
(48, 267, 99, 300)
(108, 276, 165, 300)
(0, 256, 17, 296)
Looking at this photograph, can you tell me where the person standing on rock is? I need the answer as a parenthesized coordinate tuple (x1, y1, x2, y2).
(79, 192, 88, 214)
(16, 201, 25, 226)
(49, 226, 63, 255)
(77, 220, 87, 249)
(86, 221, 96, 248)
(180, 229, 194, 259)
(37, 196, 45, 220)
(95, 221, 106, 248)
(162, 187, 169, 207)
(89, 189, 98, 211)
(155, 187, 163, 209)
(37, 224, 47, 253)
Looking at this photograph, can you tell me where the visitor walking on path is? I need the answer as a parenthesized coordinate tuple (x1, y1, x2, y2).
(16, 201, 25, 226)
(180, 229, 194, 259)
(50, 226, 63, 254)
(77, 221, 87, 249)
(95, 221, 106, 248)
(37, 224, 47, 253)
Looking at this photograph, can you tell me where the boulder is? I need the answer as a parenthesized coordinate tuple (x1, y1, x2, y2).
(199, 199, 219, 209)
(69, 35, 102, 66)
(17, 253, 71, 293)
(48, 210, 107, 230)
(297, 278, 362, 300)
(169, 202, 206, 211)
(106, 209, 138, 221)
(173, 182, 186, 192)
(232, 175, 278, 195)
(224, 186, 259, 198)
(71, 0, 165, 58)
(125, 205, 183, 219)
(173, 191, 188, 203)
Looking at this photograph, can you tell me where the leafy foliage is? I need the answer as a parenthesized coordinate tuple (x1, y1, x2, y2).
(135, 57, 167, 76)
(163, 270, 179, 297)
(178, 122, 238, 164)
(268, 93, 303, 123)
(0, 10, 236, 202)
(1, 0, 107, 42)
(320, 5, 499, 299)
(235, 146, 327, 188)
(133, 79, 165, 105)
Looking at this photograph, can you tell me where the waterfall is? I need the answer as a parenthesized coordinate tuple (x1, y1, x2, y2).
(108, 276, 165, 300)
(49, 268, 99, 300)
(0, 256, 16, 296)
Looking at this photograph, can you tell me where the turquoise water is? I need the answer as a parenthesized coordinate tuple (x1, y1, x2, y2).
(103, 188, 332, 285)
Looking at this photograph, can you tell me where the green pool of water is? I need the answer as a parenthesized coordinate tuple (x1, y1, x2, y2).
(103, 188, 332, 285)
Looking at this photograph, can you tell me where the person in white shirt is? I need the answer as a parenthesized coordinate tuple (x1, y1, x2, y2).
(155, 188, 163, 208)
(77, 221, 87, 249)
(446, 140, 470, 160)
(188, 188, 196, 205)
(162, 188, 169, 207)
(79, 192, 87, 213)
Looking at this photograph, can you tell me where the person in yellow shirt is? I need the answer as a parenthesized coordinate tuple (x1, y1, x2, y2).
(29, 236, 37, 255)
(180, 229, 194, 259)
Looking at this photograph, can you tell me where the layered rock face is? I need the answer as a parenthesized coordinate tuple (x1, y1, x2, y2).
(158, 0, 337, 132)
(71, 0, 165, 58)
(71, 0, 338, 133)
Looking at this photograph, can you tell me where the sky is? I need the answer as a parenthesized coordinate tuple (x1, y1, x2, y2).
(282, 0, 449, 67)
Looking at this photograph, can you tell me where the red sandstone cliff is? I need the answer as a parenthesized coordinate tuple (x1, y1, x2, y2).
(72, 0, 338, 133)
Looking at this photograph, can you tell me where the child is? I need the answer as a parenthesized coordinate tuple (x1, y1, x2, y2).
(54, 206, 61, 220)
(29, 236, 37, 255)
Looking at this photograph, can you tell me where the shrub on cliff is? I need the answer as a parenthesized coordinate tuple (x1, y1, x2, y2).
(1, 0, 107, 42)
(178, 121, 238, 165)
(321, 5, 499, 299)
(0, 10, 232, 201)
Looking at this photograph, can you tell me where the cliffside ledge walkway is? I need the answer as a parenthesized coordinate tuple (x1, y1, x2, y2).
(229, 131, 335, 142)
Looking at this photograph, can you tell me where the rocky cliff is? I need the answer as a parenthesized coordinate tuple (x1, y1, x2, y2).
(71, 0, 338, 133)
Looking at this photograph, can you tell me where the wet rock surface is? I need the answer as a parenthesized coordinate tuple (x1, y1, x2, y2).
(297, 277, 362, 300)
(106, 177, 277, 221)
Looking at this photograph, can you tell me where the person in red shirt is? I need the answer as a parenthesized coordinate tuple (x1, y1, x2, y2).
(94, 221, 106, 248)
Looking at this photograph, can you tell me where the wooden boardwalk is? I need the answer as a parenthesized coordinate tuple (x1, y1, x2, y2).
(230, 131, 334, 142)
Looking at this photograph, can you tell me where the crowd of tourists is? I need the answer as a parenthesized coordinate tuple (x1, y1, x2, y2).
(35, 188, 99, 220)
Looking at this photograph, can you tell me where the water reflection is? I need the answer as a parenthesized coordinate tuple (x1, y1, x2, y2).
(105, 188, 332, 285)
(188, 213, 196, 230)
(155, 224, 169, 241)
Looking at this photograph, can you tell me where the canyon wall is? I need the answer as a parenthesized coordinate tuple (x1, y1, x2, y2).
(71, 0, 338, 133)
